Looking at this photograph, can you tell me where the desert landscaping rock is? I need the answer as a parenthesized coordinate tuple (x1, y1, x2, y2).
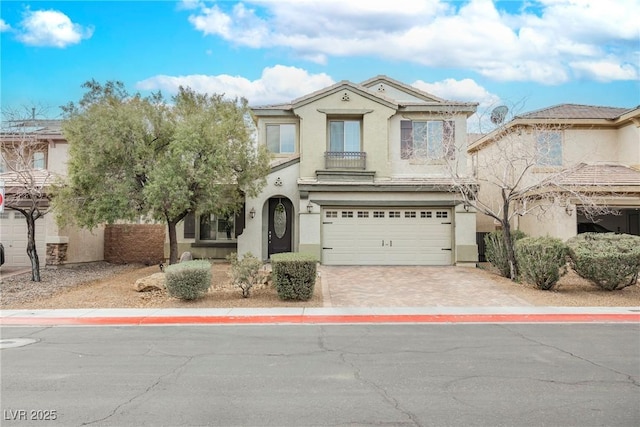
(0, 262, 638, 310)
(133, 272, 166, 292)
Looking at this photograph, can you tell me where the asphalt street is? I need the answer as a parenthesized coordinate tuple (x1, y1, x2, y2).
(1, 324, 639, 427)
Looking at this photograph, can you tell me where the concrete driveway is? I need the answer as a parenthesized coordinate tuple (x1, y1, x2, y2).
(320, 265, 532, 307)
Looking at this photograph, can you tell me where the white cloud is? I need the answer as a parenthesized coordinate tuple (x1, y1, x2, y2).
(0, 19, 11, 32)
(136, 65, 335, 105)
(413, 78, 503, 133)
(570, 59, 639, 82)
(17, 9, 93, 48)
(412, 78, 500, 108)
(184, 0, 640, 84)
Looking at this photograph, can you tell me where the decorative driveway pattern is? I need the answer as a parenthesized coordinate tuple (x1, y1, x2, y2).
(321, 266, 532, 307)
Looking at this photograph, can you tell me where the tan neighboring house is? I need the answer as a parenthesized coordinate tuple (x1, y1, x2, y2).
(0, 120, 104, 268)
(171, 75, 480, 266)
(468, 104, 640, 242)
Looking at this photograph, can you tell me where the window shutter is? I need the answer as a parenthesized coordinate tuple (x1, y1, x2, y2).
(183, 212, 195, 239)
(444, 121, 455, 160)
(400, 120, 413, 159)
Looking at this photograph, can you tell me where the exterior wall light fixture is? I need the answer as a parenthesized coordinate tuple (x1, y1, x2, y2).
(249, 207, 256, 219)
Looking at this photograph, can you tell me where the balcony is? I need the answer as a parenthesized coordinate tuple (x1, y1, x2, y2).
(324, 151, 366, 169)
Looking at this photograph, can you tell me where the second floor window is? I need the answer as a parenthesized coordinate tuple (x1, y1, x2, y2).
(401, 120, 455, 160)
(32, 151, 45, 169)
(266, 124, 295, 154)
(329, 120, 361, 152)
(536, 131, 562, 166)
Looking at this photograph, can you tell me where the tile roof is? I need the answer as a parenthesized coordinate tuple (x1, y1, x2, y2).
(558, 163, 640, 187)
(517, 104, 631, 120)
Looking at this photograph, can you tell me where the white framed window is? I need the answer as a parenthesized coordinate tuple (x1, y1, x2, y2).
(389, 211, 401, 218)
(536, 131, 562, 166)
(329, 120, 361, 152)
(341, 211, 354, 218)
(199, 214, 235, 241)
(32, 151, 45, 169)
(326, 211, 338, 218)
(373, 211, 385, 218)
(401, 120, 455, 160)
(266, 124, 295, 154)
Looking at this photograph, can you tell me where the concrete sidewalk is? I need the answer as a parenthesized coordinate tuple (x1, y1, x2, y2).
(1, 306, 639, 326)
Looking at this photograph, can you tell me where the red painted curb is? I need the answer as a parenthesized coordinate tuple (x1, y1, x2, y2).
(1, 313, 639, 326)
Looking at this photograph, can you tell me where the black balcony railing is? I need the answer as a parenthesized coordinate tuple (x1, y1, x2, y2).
(324, 151, 366, 169)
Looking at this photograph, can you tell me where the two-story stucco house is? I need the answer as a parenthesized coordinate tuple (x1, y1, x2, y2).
(0, 120, 104, 268)
(468, 104, 640, 241)
(172, 76, 479, 266)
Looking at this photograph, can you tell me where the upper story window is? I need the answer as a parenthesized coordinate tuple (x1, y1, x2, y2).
(329, 120, 361, 152)
(266, 124, 295, 154)
(401, 120, 455, 160)
(536, 131, 562, 166)
(32, 151, 46, 169)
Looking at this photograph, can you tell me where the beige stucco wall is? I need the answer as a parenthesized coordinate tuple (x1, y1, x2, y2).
(616, 123, 640, 168)
(294, 90, 396, 179)
(237, 162, 300, 260)
(47, 143, 69, 175)
(563, 128, 618, 164)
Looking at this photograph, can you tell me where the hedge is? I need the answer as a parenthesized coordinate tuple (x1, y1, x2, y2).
(485, 229, 527, 278)
(566, 233, 640, 291)
(165, 260, 212, 300)
(515, 236, 568, 290)
(271, 252, 317, 301)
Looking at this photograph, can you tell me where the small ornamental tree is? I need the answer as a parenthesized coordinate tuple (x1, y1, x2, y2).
(55, 81, 271, 264)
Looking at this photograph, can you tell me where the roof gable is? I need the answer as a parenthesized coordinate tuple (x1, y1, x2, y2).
(290, 80, 398, 110)
(360, 75, 446, 104)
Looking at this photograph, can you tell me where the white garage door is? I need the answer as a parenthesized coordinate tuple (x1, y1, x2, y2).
(322, 208, 452, 265)
(0, 210, 46, 267)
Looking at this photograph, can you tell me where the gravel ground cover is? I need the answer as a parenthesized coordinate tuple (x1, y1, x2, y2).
(1, 262, 638, 309)
(0, 262, 323, 309)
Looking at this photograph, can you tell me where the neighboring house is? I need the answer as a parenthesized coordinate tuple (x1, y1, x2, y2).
(0, 120, 104, 268)
(173, 75, 479, 266)
(468, 104, 640, 241)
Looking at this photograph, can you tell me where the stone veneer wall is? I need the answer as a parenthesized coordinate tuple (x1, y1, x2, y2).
(46, 243, 68, 265)
(104, 224, 165, 265)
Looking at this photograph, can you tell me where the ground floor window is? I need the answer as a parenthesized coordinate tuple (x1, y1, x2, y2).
(199, 214, 235, 241)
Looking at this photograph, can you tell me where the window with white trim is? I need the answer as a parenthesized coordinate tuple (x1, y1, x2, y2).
(401, 120, 455, 160)
(329, 120, 361, 152)
(266, 124, 295, 154)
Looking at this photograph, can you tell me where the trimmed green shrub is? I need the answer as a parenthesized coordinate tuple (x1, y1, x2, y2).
(566, 233, 640, 291)
(515, 236, 568, 290)
(165, 260, 212, 300)
(227, 252, 263, 298)
(271, 252, 317, 301)
(485, 229, 527, 278)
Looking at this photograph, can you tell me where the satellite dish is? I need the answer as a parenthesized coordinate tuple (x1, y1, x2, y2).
(490, 105, 509, 125)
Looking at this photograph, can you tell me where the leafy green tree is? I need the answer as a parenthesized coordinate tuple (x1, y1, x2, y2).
(55, 80, 271, 264)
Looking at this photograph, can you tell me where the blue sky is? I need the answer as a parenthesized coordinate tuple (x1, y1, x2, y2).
(1, 0, 639, 131)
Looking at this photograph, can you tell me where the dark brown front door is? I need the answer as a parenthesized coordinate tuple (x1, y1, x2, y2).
(268, 198, 293, 257)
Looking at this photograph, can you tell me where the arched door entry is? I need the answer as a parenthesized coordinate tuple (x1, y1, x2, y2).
(268, 197, 293, 257)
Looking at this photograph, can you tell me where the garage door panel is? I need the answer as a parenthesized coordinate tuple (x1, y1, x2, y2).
(322, 208, 452, 266)
(0, 211, 46, 267)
